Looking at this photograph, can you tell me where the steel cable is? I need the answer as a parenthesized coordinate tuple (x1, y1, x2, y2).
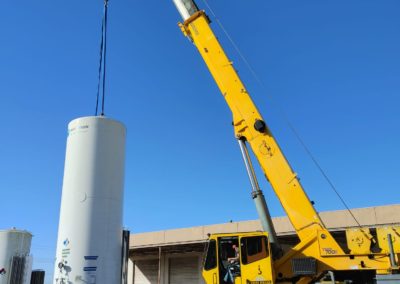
(201, 0, 362, 228)
(95, 0, 109, 116)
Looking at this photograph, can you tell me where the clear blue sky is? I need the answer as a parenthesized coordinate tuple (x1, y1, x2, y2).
(1, 0, 399, 282)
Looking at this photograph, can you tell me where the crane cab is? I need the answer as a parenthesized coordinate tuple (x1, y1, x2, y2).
(202, 232, 275, 284)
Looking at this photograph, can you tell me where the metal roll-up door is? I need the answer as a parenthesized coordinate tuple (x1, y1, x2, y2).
(169, 256, 201, 284)
(134, 259, 158, 284)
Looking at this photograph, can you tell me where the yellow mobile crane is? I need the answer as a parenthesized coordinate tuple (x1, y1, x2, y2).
(172, 1, 400, 283)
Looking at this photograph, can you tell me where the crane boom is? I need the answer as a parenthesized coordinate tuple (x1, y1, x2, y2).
(172, 1, 400, 282)
(174, 1, 324, 242)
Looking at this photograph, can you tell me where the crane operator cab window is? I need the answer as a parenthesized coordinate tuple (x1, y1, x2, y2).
(221, 237, 240, 283)
(203, 234, 272, 284)
(203, 237, 240, 283)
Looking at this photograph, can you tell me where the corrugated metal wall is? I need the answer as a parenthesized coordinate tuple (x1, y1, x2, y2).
(134, 259, 158, 284)
(169, 257, 199, 284)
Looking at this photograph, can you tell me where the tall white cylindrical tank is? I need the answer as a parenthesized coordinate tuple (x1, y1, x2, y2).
(53, 116, 126, 284)
(0, 229, 32, 284)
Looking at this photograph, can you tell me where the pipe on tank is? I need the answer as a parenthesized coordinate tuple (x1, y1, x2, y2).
(121, 230, 130, 284)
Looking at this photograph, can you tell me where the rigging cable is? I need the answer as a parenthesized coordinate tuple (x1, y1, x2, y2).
(201, 0, 362, 228)
(95, 0, 109, 116)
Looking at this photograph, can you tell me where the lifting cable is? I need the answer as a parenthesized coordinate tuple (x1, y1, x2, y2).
(201, 0, 362, 228)
(95, 0, 109, 116)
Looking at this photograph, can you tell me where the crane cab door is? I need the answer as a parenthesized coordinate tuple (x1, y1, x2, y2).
(239, 235, 274, 284)
(203, 239, 219, 284)
(202, 235, 274, 284)
(203, 236, 242, 284)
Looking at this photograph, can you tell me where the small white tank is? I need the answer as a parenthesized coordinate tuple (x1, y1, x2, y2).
(0, 229, 32, 284)
(53, 116, 126, 284)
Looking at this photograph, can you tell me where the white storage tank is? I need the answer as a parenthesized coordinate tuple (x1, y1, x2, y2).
(53, 116, 126, 284)
(0, 229, 32, 284)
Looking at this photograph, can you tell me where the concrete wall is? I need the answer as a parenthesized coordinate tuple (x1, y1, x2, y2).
(130, 204, 400, 249)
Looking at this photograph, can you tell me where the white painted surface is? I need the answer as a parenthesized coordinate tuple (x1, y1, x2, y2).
(23, 255, 33, 284)
(128, 258, 134, 284)
(0, 229, 32, 284)
(53, 116, 126, 284)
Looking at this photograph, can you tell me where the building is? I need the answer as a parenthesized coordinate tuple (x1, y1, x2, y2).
(128, 204, 400, 284)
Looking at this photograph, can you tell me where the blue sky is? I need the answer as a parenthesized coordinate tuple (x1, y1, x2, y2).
(1, 0, 399, 282)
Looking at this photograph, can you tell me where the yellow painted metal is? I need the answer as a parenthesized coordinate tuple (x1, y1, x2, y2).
(377, 226, 400, 253)
(274, 229, 395, 280)
(205, 231, 396, 283)
(345, 228, 373, 254)
(181, 9, 325, 244)
(202, 236, 219, 284)
(202, 233, 275, 284)
(177, 9, 398, 283)
(239, 233, 275, 283)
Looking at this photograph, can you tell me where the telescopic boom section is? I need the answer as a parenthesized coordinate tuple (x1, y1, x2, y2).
(173, 0, 199, 20)
(173, 0, 326, 242)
